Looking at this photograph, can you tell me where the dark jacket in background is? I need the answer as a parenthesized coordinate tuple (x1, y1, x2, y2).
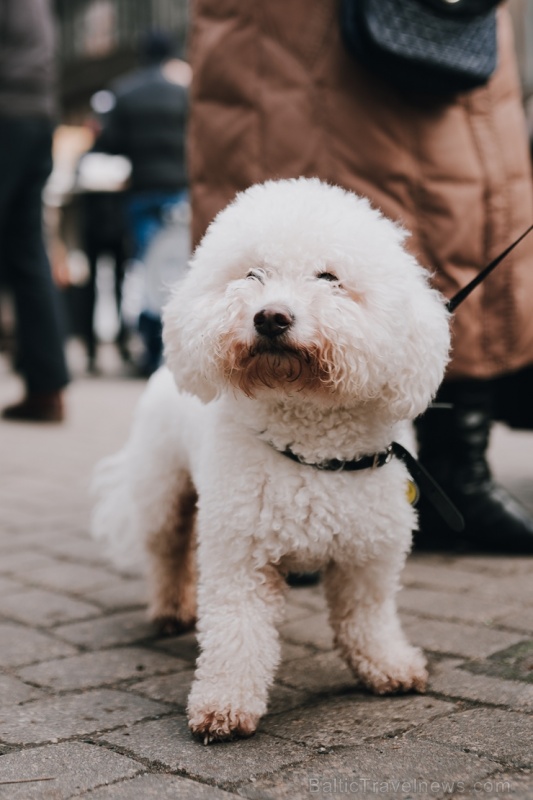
(0, 0, 56, 119)
(95, 65, 188, 193)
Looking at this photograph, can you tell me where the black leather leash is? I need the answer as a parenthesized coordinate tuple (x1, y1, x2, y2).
(390, 442, 464, 532)
(446, 224, 533, 312)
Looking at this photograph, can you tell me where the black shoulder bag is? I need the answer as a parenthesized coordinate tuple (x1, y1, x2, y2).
(340, 0, 502, 95)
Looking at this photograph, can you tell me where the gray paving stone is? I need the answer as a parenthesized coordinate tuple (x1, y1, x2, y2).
(476, 574, 533, 605)
(398, 588, 518, 625)
(411, 707, 533, 767)
(238, 739, 498, 799)
(0, 535, 22, 553)
(18, 562, 115, 594)
(0, 588, 101, 627)
(465, 640, 533, 683)
(266, 685, 311, 716)
(2, 528, 87, 550)
(86, 579, 147, 611)
(0, 622, 76, 667)
(402, 615, 525, 658)
(0, 742, 141, 799)
(0, 531, 67, 555)
(54, 610, 155, 648)
(495, 607, 533, 634)
(429, 659, 533, 710)
(38, 535, 105, 564)
(9, 514, 90, 539)
(279, 642, 314, 663)
(279, 613, 333, 651)
(77, 773, 239, 798)
(275, 650, 354, 694)
(0, 673, 43, 706)
(401, 561, 491, 593)
(18, 646, 189, 691)
(0, 515, 37, 535)
(261, 694, 454, 748)
(155, 630, 199, 663)
(0, 576, 25, 596)
(447, 556, 533, 578)
(0, 551, 59, 575)
(129, 669, 195, 708)
(0, 688, 169, 744)
(102, 717, 308, 784)
(401, 553, 452, 567)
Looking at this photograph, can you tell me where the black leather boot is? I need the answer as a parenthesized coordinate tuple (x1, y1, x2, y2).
(414, 380, 533, 553)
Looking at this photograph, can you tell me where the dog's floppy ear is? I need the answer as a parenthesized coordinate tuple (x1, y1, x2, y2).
(163, 274, 218, 404)
(381, 276, 451, 422)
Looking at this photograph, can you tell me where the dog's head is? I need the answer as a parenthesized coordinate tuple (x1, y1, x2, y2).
(164, 179, 450, 421)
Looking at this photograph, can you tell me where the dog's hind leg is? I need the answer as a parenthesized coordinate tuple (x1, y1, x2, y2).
(92, 370, 200, 629)
(146, 470, 198, 634)
(324, 552, 427, 695)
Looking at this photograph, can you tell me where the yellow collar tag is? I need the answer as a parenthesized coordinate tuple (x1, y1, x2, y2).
(406, 479, 420, 506)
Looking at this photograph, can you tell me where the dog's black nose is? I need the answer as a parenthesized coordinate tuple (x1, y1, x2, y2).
(254, 307, 294, 338)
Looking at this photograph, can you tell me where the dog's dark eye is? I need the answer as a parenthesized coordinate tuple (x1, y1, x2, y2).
(317, 272, 339, 282)
(246, 271, 264, 283)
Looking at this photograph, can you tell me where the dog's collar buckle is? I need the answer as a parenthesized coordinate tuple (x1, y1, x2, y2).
(373, 445, 393, 469)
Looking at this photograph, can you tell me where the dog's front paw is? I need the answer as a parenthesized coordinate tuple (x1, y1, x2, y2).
(188, 706, 259, 744)
(355, 647, 428, 695)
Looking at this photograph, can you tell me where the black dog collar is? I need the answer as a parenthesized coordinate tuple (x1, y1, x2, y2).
(281, 444, 393, 472)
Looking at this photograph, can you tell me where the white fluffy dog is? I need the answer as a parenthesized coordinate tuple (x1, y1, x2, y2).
(92, 178, 450, 743)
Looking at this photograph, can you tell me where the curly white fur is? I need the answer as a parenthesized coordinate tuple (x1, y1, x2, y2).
(92, 178, 450, 743)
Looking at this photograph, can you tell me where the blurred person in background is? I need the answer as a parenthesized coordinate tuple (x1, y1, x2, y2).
(93, 31, 190, 376)
(75, 130, 132, 374)
(187, 1, 533, 552)
(78, 188, 130, 374)
(0, 0, 69, 422)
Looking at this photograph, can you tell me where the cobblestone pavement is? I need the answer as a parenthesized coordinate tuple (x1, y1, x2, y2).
(1, 355, 532, 799)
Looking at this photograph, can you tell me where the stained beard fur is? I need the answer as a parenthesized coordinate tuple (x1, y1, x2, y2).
(224, 340, 332, 397)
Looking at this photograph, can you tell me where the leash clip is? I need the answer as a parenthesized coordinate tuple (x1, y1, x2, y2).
(373, 445, 393, 469)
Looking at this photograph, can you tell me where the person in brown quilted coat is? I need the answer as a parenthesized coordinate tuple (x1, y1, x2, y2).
(186, 1, 533, 551)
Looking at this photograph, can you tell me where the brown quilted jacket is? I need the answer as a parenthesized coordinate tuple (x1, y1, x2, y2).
(188, 2, 533, 379)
